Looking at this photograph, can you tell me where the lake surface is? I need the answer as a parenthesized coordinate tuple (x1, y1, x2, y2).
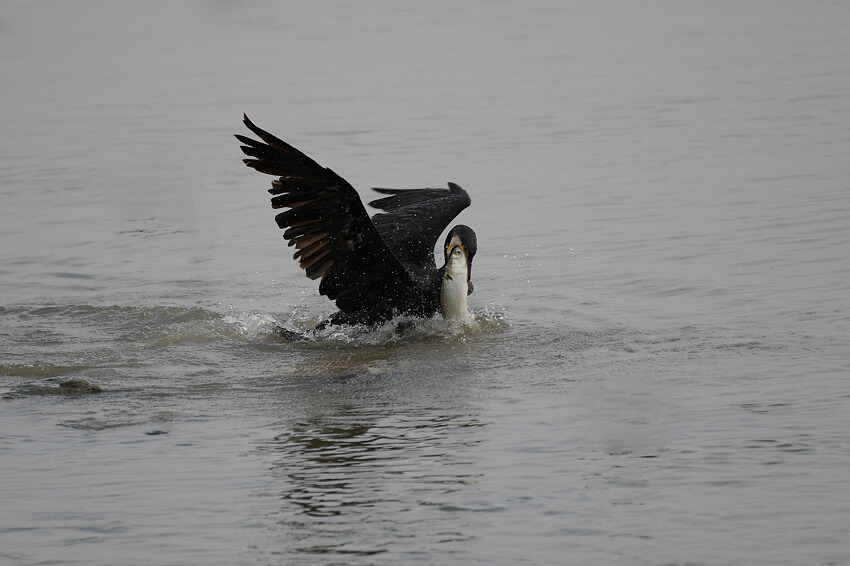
(2, 2, 849, 565)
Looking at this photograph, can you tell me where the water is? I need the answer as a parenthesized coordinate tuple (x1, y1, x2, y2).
(2, 2, 849, 565)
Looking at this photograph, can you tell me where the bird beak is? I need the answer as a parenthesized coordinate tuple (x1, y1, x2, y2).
(447, 234, 468, 257)
(447, 234, 473, 286)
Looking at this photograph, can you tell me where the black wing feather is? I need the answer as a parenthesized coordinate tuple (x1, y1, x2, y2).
(236, 115, 418, 314)
(369, 182, 471, 270)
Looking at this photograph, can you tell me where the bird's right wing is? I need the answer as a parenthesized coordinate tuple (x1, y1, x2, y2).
(236, 115, 415, 313)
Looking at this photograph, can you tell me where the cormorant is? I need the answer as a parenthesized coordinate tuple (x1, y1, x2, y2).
(236, 115, 477, 329)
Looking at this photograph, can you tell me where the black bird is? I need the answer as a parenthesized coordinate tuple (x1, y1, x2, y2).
(236, 115, 477, 328)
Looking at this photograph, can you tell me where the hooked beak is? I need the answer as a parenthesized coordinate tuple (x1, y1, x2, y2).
(447, 243, 469, 257)
(447, 234, 470, 260)
(446, 235, 473, 287)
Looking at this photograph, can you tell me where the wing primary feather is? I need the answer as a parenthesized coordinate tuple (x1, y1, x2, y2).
(272, 196, 314, 210)
(282, 223, 327, 240)
(304, 253, 334, 279)
(291, 232, 328, 249)
(293, 238, 329, 261)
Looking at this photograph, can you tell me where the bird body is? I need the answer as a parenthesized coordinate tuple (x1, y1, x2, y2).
(236, 115, 477, 328)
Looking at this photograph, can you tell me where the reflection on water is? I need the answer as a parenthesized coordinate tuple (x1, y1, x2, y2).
(257, 392, 485, 559)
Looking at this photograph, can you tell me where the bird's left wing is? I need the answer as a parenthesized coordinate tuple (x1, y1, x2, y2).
(236, 115, 415, 313)
(369, 183, 471, 269)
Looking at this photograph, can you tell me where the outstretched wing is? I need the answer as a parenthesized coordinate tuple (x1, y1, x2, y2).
(236, 115, 416, 314)
(369, 183, 471, 269)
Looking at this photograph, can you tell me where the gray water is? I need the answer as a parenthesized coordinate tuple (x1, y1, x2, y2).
(2, 2, 849, 565)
